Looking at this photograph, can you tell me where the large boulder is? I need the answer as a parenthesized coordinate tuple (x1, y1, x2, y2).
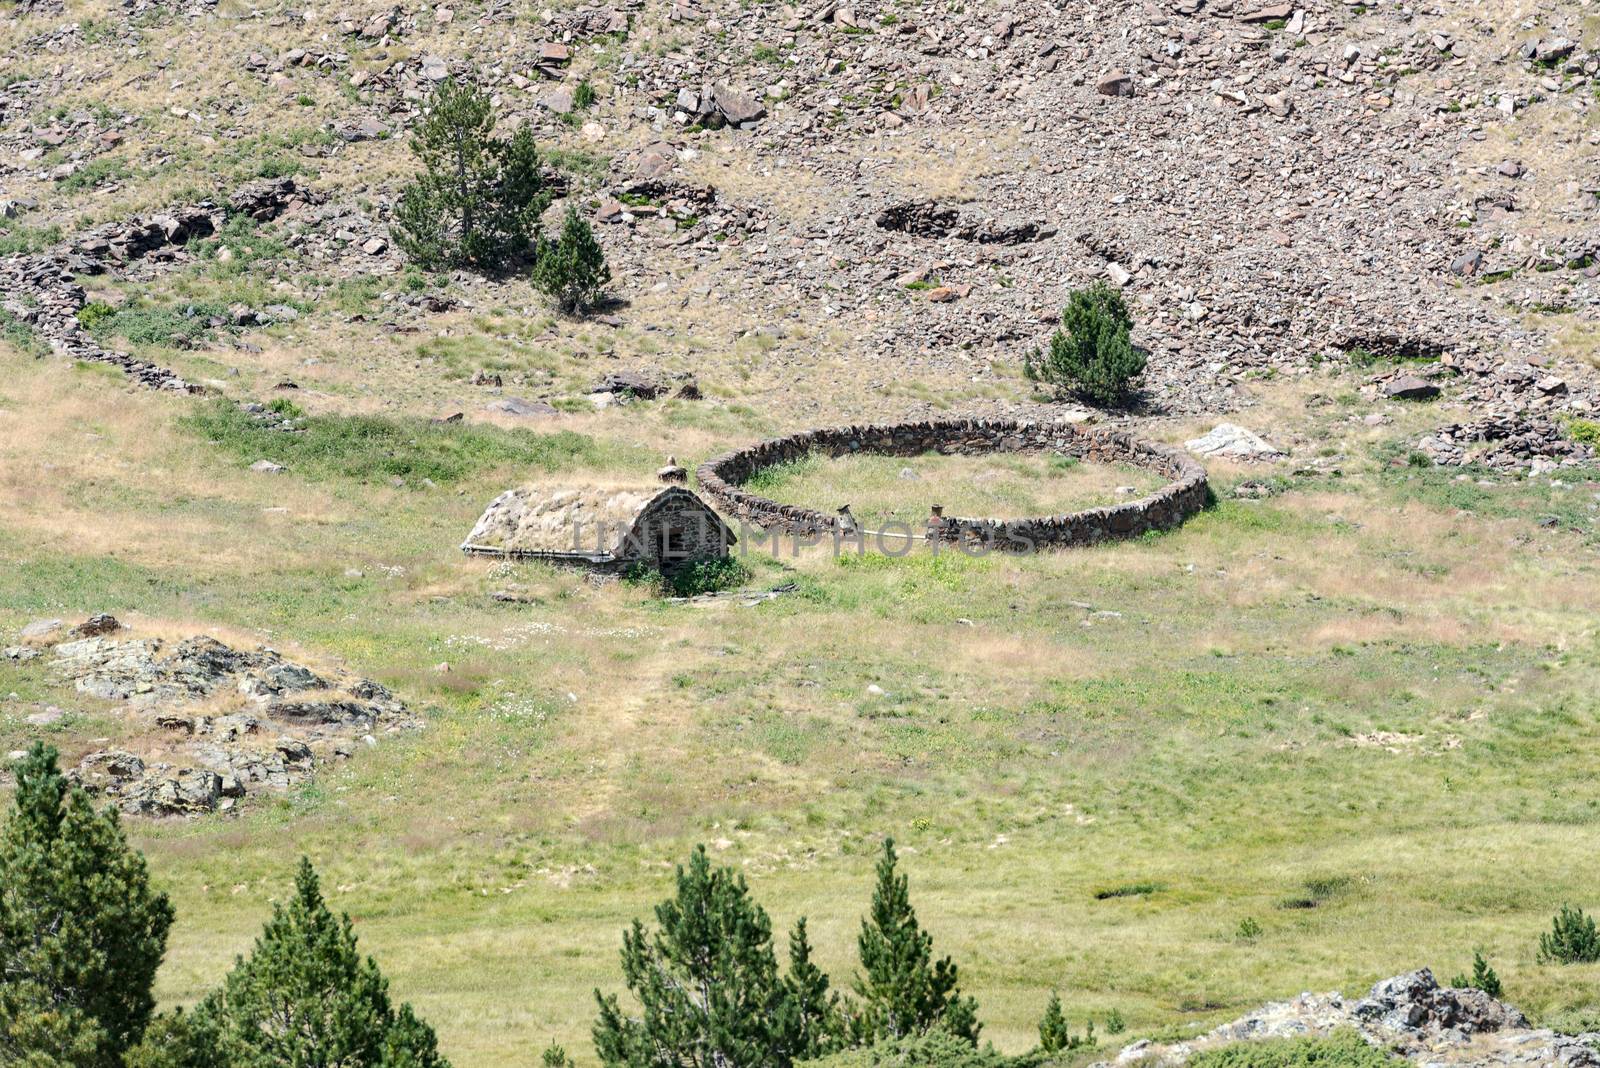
(1184, 423, 1284, 460)
(709, 83, 766, 126)
(1353, 968, 1528, 1035)
(1385, 375, 1440, 401)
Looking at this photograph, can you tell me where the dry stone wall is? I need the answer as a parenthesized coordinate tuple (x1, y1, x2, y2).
(0, 178, 317, 394)
(695, 419, 1208, 550)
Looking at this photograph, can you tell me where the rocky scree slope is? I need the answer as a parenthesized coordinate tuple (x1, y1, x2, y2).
(2, 0, 1598, 456)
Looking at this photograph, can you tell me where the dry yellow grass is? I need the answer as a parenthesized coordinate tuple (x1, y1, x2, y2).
(0, 366, 373, 564)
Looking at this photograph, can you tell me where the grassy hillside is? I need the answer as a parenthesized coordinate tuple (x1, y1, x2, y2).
(2, 358, 1598, 1062)
(4, 0, 1600, 1058)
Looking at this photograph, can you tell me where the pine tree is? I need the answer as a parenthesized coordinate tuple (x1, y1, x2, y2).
(1037, 991, 1069, 1054)
(1450, 951, 1503, 999)
(1036, 991, 1094, 1055)
(190, 857, 450, 1067)
(392, 77, 549, 270)
(592, 845, 799, 1067)
(1028, 283, 1145, 407)
(533, 204, 612, 316)
(851, 838, 980, 1046)
(1469, 951, 1503, 998)
(779, 918, 841, 1060)
(122, 1009, 222, 1068)
(1539, 905, 1600, 965)
(0, 743, 174, 1068)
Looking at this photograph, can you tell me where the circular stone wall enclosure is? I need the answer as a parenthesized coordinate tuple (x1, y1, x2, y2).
(696, 419, 1209, 550)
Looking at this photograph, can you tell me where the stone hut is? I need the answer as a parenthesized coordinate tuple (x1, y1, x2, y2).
(460, 478, 735, 572)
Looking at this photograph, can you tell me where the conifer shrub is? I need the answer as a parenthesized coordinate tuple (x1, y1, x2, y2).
(533, 204, 612, 315)
(1025, 283, 1145, 407)
(785, 918, 845, 1061)
(0, 744, 174, 1068)
(174, 858, 450, 1067)
(593, 845, 840, 1067)
(850, 838, 980, 1046)
(1449, 951, 1503, 997)
(1538, 905, 1600, 965)
(1036, 992, 1094, 1054)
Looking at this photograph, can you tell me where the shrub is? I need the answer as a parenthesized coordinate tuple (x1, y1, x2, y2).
(542, 146, 610, 184)
(1103, 1008, 1126, 1035)
(0, 743, 175, 1067)
(392, 77, 550, 270)
(533, 204, 612, 315)
(76, 300, 116, 330)
(1236, 917, 1263, 941)
(81, 300, 237, 349)
(1449, 951, 1502, 998)
(0, 221, 62, 255)
(1539, 905, 1600, 964)
(664, 556, 750, 597)
(195, 213, 288, 276)
(851, 838, 980, 1046)
(1093, 881, 1160, 900)
(1188, 1030, 1403, 1067)
(56, 157, 133, 192)
(0, 306, 49, 358)
(1025, 283, 1145, 406)
(1563, 417, 1600, 446)
(177, 858, 449, 1067)
(593, 845, 835, 1067)
(802, 1029, 1044, 1068)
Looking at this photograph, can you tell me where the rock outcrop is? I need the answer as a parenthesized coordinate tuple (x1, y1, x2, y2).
(14, 618, 419, 818)
(1418, 415, 1595, 473)
(1099, 969, 1600, 1067)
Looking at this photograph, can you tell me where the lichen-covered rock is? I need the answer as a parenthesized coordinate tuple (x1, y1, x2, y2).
(53, 624, 418, 818)
(1184, 423, 1284, 461)
(227, 176, 321, 222)
(1096, 969, 1600, 1067)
